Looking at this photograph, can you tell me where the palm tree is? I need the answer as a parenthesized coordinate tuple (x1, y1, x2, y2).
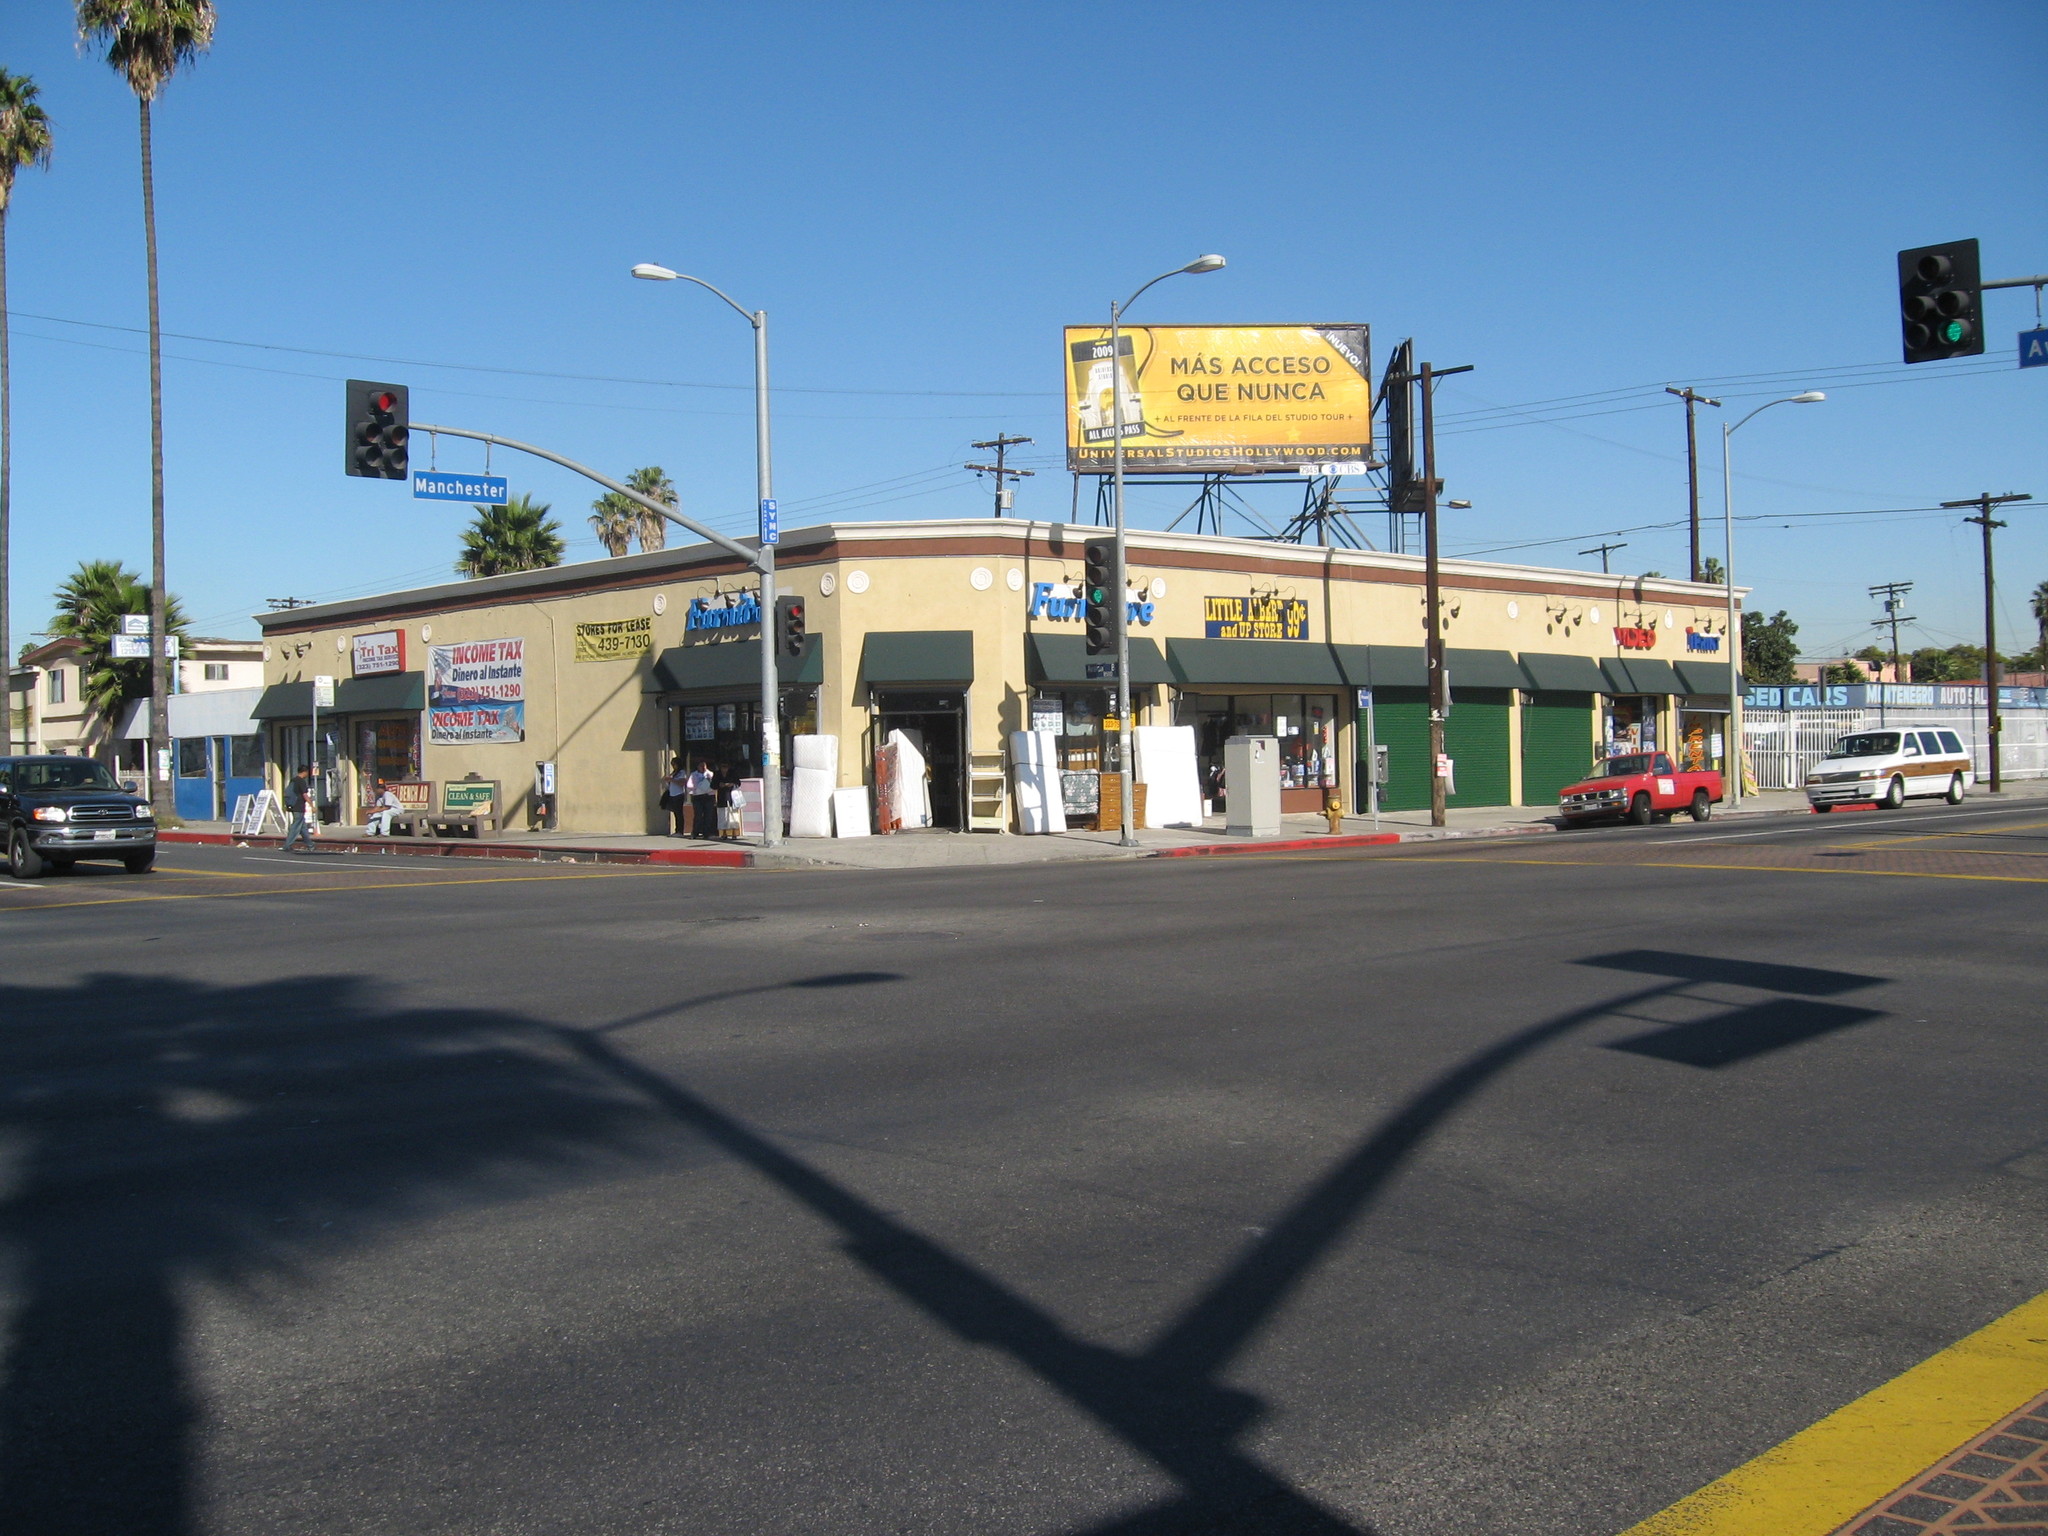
(456, 494, 565, 578)
(624, 465, 676, 553)
(48, 558, 188, 755)
(2032, 580, 2048, 664)
(0, 72, 54, 753)
(587, 494, 635, 558)
(77, 0, 216, 813)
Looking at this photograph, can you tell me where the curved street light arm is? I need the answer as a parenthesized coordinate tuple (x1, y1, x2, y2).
(407, 422, 767, 573)
(667, 271, 761, 328)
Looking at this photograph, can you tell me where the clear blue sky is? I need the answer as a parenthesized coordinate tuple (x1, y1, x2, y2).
(5, 2, 2044, 660)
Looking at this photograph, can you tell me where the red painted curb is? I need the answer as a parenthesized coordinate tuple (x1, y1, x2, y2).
(156, 829, 748, 868)
(1810, 803, 1881, 814)
(1154, 833, 1402, 858)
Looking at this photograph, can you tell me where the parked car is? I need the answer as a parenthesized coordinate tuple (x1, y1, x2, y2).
(1, 755, 157, 877)
(1558, 751, 1724, 826)
(1804, 728, 1973, 811)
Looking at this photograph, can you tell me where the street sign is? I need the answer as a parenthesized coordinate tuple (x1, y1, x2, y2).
(111, 635, 149, 659)
(760, 497, 779, 546)
(313, 675, 336, 708)
(1355, 687, 1373, 708)
(412, 470, 508, 503)
(120, 613, 150, 636)
(1085, 660, 1119, 680)
(2022, 328, 2048, 369)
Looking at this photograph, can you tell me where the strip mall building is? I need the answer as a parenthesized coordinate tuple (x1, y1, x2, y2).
(251, 517, 1742, 833)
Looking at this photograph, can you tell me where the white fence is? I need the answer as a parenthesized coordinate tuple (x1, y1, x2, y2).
(1743, 705, 2048, 790)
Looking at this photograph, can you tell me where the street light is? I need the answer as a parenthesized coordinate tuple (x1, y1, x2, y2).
(1108, 254, 1225, 847)
(632, 261, 783, 847)
(1720, 390, 1824, 808)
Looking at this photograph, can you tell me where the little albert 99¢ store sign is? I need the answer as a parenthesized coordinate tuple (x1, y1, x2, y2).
(1205, 595, 1309, 640)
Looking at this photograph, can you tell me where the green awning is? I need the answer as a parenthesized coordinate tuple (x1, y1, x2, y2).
(1026, 633, 1173, 685)
(1674, 659, 1741, 695)
(1600, 657, 1683, 695)
(1444, 648, 1524, 690)
(251, 671, 426, 719)
(1363, 645, 1428, 687)
(1166, 638, 1345, 688)
(860, 630, 974, 685)
(652, 635, 821, 693)
(1519, 653, 1607, 692)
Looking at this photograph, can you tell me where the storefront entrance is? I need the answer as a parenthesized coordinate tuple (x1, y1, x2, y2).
(875, 691, 965, 831)
(1520, 691, 1597, 804)
(1176, 692, 1339, 813)
(174, 734, 265, 821)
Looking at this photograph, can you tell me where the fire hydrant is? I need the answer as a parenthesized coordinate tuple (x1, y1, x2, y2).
(1323, 796, 1344, 835)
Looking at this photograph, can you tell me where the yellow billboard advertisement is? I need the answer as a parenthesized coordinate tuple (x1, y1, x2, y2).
(1065, 324, 1371, 474)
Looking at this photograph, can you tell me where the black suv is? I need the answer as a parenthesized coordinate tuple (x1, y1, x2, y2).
(1, 756, 157, 877)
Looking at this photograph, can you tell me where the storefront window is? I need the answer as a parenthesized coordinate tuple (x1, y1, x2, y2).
(1175, 693, 1339, 801)
(1677, 705, 1727, 773)
(356, 718, 421, 805)
(673, 689, 818, 787)
(229, 734, 265, 779)
(1604, 696, 1659, 755)
(177, 738, 210, 778)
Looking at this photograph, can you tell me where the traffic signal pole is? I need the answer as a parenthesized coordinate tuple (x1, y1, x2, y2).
(1399, 359, 1472, 830)
(401, 421, 785, 843)
(1943, 492, 2032, 794)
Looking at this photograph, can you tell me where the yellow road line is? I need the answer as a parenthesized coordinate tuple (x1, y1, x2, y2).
(0, 867, 669, 912)
(1430, 856, 2048, 885)
(153, 864, 270, 877)
(1836, 818, 2048, 848)
(1618, 1287, 2048, 1535)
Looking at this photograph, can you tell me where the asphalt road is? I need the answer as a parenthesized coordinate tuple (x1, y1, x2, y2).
(4, 800, 2046, 1535)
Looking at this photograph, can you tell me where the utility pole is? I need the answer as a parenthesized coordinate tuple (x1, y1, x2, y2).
(1665, 387, 1722, 581)
(967, 434, 1034, 518)
(265, 596, 313, 611)
(1867, 580, 1914, 725)
(1384, 358, 1473, 830)
(1941, 492, 2031, 793)
(1579, 540, 1627, 575)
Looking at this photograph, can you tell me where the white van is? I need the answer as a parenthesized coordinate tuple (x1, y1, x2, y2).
(1804, 727, 1974, 810)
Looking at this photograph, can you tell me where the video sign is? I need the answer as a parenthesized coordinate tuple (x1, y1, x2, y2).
(1065, 324, 1371, 474)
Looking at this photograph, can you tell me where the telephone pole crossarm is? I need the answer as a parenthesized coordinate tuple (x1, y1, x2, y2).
(968, 433, 1035, 518)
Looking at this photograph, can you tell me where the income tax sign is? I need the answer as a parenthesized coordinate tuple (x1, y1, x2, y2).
(428, 637, 525, 744)
(1065, 324, 1371, 473)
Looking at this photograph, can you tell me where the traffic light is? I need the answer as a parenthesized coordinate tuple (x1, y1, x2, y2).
(774, 594, 806, 658)
(1897, 240, 1983, 363)
(1083, 538, 1115, 655)
(345, 379, 409, 478)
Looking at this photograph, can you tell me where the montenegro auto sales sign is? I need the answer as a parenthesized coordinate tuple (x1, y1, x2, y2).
(1065, 324, 1371, 473)
(428, 637, 525, 743)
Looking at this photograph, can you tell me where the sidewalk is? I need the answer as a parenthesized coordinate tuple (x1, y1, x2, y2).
(159, 786, 1839, 871)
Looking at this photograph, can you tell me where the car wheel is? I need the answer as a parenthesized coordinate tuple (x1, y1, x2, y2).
(8, 827, 47, 879)
(1627, 792, 1654, 826)
(122, 851, 156, 874)
(1812, 803, 1833, 813)
(1689, 790, 1712, 822)
(1881, 775, 1906, 810)
(1946, 773, 1966, 806)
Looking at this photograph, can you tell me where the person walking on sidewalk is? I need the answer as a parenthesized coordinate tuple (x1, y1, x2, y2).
(282, 766, 317, 854)
(662, 756, 691, 837)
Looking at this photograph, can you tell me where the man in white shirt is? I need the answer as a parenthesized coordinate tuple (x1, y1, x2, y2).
(366, 780, 404, 836)
(686, 761, 717, 839)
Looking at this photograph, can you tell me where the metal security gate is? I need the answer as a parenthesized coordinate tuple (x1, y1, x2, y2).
(1743, 705, 2048, 788)
(1521, 692, 1596, 805)
(1443, 689, 1512, 807)
(1742, 708, 1863, 790)
(1365, 690, 1431, 811)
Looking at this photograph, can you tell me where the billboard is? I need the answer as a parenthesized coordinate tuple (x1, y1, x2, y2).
(428, 637, 525, 743)
(1065, 324, 1371, 474)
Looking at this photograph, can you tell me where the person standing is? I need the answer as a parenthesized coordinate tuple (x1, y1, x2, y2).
(282, 765, 316, 853)
(662, 756, 690, 837)
(687, 759, 717, 840)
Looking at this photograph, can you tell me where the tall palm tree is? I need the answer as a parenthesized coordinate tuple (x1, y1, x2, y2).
(456, 494, 565, 578)
(0, 72, 54, 754)
(2032, 579, 2048, 664)
(624, 465, 676, 553)
(48, 557, 188, 756)
(77, 0, 216, 814)
(587, 494, 635, 558)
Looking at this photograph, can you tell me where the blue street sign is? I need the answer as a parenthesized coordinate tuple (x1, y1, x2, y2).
(1355, 687, 1373, 708)
(413, 471, 508, 503)
(1084, 660, 1118, 680)
(2021, 328, 2048, 369)
(760, 497, 779, 545)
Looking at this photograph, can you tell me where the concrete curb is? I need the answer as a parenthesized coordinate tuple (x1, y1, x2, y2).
(155, 830, 749, 868)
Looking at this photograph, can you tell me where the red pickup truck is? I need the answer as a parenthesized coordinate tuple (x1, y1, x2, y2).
(1557, 752, 1724, 826)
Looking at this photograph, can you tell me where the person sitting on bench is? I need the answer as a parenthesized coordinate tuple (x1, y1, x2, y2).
(366, 780, 404, 836)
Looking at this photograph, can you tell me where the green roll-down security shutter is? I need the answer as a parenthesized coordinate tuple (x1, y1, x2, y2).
(1443, 688, 1511, 807)
(1521, 692, 1597, 805)
(1363, 688, 1431, 811)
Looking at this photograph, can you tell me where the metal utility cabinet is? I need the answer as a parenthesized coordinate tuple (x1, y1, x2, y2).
(1224, 734, 1281, 838)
